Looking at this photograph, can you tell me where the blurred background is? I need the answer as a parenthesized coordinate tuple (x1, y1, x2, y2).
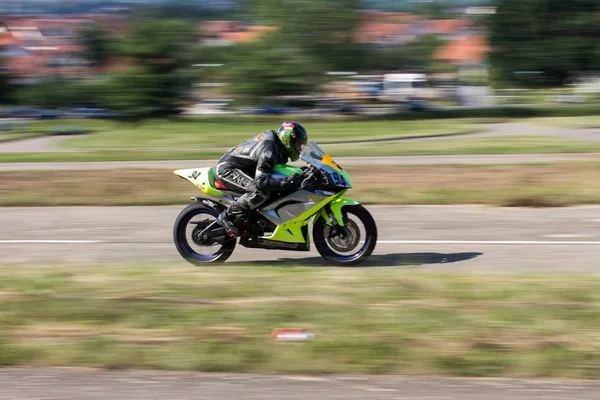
(0, 0, 598, 118)
(2, 1, 600, 398)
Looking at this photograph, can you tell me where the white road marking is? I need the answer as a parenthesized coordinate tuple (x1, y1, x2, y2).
(283, 376, 330, 382)
(377, 240, 600, 245)
(0, 240, 103, 244)
(543, 234, 594, 238)
(2, 239, 600, 246)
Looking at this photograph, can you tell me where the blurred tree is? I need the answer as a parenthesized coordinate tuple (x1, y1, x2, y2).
(412, 34, 445, 70)
(102, 18, 197, 118)
(133, 0, 244, 21)
(252, 0, 365, 71)
(223, 34, 325, 106)
(222, 0, 364, 104)
(120, 18, 195, 74)
(81, 23, 111, 67)
(366, 34, 444, 72)
(362, 0, 493, 13)
(0, 48, 14, 105)
(16, 77, 101, 108)
(365, 46, 412, 71)
(413, 2, 454, 19)
(100, 70, 156, 121)
(490, 0, 600, 87)
(17, 77, 68, 108)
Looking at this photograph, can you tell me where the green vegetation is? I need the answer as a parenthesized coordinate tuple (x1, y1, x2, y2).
(529, 116, 600, 129)
(332, 136, 600, 157)
(0, 119, 49, 142)
(3, 163, 600, 207)
(2, 113, 600, 163)
(0, 132, 46, 143)
(2, 264, 600, 378)
(57, 119, 479, 149)
(225, 0, 363, 104)
(80, 23, 112, 67)
(2, 134, 600, 163)
(418, 105, 600, 120)
(0, 49, 14, 104)
(490, 0, 600, 87)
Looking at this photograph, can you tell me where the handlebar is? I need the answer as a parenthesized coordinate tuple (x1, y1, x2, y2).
(299, 165, 323, 190)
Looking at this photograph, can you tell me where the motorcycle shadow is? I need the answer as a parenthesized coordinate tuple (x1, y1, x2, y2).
(231, 252, 483, 268)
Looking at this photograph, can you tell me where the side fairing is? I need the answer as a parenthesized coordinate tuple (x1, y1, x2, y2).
(258, 190, 327, 226)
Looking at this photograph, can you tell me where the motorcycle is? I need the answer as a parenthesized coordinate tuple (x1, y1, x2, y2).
(172, 141, 377, 266)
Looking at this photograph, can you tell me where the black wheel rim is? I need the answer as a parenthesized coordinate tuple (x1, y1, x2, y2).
(177, 209, 227, 262)
(323, 212, 370, 262)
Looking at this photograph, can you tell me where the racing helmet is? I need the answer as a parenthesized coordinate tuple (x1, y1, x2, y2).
(276, 121, 308, 162)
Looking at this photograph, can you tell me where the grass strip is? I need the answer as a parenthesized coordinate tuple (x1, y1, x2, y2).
(528, 116, 600, 129)
(2, 264, 600, 378)
(57, 119, 479, 149)
(2, 136, 600, 162)
(3, 163, 600, 207)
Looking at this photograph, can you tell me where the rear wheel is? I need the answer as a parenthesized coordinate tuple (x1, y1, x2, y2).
(313, 205, 377, 266)
(173, 203, 236, 265)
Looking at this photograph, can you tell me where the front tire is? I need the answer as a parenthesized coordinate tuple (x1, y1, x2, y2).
(173, 203, 236, 265)
(313, 205, 377, 266)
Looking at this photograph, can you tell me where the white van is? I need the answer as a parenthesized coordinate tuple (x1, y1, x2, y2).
(380, 73, 428, 103)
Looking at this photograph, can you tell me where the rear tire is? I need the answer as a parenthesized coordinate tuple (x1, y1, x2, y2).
(313, 204, 377, 266)
(173, 203, 236, 265)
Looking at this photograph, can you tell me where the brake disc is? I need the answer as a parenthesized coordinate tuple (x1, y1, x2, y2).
(327, 219, 361, 252)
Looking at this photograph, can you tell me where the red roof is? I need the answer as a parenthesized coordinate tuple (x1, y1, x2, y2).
(0, 32, 16, 47)
(200, 22, 278, 43)
(433, 36, 490, 64)
(355, 23, 412, 43)
(199, 20, 243, 36)
(359, 11, 423, 24)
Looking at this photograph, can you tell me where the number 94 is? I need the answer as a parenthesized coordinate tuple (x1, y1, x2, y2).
(330, 171, 346, 187)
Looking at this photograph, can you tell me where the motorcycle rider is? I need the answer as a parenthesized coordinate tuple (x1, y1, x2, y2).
(216, 121, 309, 236)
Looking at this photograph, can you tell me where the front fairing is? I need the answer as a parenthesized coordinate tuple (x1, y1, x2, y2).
(300, 142, 353, 189)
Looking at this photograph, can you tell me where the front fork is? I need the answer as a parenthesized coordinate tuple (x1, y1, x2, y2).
(316, 197, 360, 234)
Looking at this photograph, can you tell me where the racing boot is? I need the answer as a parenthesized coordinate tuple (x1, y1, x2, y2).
(217, 204, 247, 237)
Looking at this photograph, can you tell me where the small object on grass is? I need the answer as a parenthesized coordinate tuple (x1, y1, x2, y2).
(272, 328, 316, 341)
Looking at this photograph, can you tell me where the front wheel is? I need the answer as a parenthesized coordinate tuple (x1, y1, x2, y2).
(173, 203, 236, 265)
(313, 205, 377, 266)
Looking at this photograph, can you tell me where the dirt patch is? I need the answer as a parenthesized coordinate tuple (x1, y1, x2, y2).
(1, 164, 600, 206)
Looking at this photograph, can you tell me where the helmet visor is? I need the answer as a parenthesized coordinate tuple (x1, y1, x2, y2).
(294, 132, 308, 155)
(295, 140, 305, 155)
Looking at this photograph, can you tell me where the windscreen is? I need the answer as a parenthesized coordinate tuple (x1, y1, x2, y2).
(300, 142, 327, 161)
(300, 142, 343, 171)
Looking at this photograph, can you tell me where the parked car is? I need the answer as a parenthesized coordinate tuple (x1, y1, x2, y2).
(10, 108, 60, 119)
(62, 107, 119, 119)
(237, 106, 299, 115)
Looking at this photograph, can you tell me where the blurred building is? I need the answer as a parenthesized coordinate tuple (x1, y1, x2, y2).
(355, 11, 476, 46)
(199, 20, 278, 46)
(0, 14, 126, 83)
(433, 35, 490, 69)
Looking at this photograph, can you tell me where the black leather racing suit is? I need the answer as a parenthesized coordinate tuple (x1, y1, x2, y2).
(216, 130, 292, 214)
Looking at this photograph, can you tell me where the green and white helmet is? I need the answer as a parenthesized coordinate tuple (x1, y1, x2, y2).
(276, 121, 308, 162)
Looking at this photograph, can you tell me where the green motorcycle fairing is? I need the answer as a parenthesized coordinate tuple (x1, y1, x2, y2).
(176, 163, 360, 247)
(265, 190, 348, 245)
(265, 164, 358, 242)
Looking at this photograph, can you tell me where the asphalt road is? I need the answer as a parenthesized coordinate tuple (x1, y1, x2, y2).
(2, 205, 600, 272)
(1, 368, 599, 400)
(3, 206, 600, 399)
